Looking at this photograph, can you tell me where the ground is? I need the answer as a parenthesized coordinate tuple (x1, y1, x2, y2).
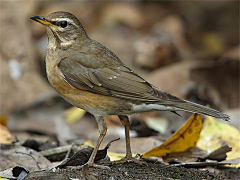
(57, 162, 239, 180)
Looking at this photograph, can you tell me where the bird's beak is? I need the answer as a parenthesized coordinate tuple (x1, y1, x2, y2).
(30, 16, 52, 27)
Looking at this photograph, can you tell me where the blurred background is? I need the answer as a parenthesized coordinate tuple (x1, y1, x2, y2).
(0, 1, 239, 152)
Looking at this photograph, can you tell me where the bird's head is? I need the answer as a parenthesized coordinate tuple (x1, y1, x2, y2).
(30, 11, 88, 49)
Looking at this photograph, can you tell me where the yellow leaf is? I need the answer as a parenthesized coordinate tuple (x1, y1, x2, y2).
(197, 116, 240, 168)
(80, 139, 94, 147)
(0, 114, 8, 126)
(143, 114, 202, 158)
(0, 124, 12, 144)
(202, 33, 225, 55)
(81, 139, 127, 161)
(80, 140, 126, 161)
(107, 151, 126, 161)
(65, 107, 86, 124)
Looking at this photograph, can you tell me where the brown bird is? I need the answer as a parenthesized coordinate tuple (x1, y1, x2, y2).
(30, 11, 229, 172)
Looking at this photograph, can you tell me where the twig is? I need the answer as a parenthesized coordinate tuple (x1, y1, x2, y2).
(15, 150, 41, 170)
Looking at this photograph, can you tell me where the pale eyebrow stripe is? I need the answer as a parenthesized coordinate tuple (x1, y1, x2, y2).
(52, 18, 77, 26)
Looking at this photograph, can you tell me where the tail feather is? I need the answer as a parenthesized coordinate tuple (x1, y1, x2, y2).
(172, 101, 230, 121)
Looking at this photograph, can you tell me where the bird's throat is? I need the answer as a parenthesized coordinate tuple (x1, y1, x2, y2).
(46, 27, 57, 50)
(46, 27, 75, 50)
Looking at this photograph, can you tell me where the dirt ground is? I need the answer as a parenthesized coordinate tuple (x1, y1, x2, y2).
(56, 162, 240, 180)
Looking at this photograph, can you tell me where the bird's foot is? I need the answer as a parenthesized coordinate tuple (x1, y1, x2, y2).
(113, 154, 147, 165)
(82, 163, 110, 180)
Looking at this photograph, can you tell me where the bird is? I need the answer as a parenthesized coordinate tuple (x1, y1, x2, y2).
(30, 11, 229, 174)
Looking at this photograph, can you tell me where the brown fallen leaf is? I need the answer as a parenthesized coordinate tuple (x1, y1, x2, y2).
(203, 145, 232, 162)
(142, 114, 202, 158)
(58, 138, 119, 168)
(162, 145, 232, 164)
(162, 146, 207, 163)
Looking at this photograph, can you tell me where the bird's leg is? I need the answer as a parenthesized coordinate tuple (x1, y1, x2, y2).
(82, 116, 109, 180)
(114, 115, 145, 165)
(119, 115, 132, 158)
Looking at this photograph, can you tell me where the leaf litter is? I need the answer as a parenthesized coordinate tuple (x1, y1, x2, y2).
(1, 114, 240, 179)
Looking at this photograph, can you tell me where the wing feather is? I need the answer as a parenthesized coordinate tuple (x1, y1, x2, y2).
(58, 41, 184, 103)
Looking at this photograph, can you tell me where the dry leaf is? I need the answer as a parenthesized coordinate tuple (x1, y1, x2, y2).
(0, 114, 8, 126)
(201, 33, 225, 55)
(0, 124, 12, 144)
(197, 116, 240, 168)
(142, 114, 202, 158)
(107, 151, 126, 161)
(81, 139, 94, 147)
(145, 117, 169, 134)
(64, 106, 86, 124)
(0, 144, 51, 170)
(82, 139, 126, 161)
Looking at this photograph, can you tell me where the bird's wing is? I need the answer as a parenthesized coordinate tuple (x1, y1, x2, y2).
(58, 41, 184, 103)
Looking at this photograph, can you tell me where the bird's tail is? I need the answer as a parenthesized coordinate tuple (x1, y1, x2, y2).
(169, 101, 230, 121)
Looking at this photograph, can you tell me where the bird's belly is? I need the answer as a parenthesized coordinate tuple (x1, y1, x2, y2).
(61, 91, 134, 116)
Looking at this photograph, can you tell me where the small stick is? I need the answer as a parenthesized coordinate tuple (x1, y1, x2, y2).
(15, 150, 41, 170)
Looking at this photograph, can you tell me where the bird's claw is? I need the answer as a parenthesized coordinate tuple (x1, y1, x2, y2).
(113, 155, 147, 165)
(82, 164, 97, 180)
(82, 163, 110, 180)
(92, 163, 111, 170)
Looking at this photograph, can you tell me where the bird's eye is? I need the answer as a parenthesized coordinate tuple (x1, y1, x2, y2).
(60, 21, 67, 28)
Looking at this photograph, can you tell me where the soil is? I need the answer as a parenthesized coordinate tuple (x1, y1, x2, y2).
(58, 162, 239, 180)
